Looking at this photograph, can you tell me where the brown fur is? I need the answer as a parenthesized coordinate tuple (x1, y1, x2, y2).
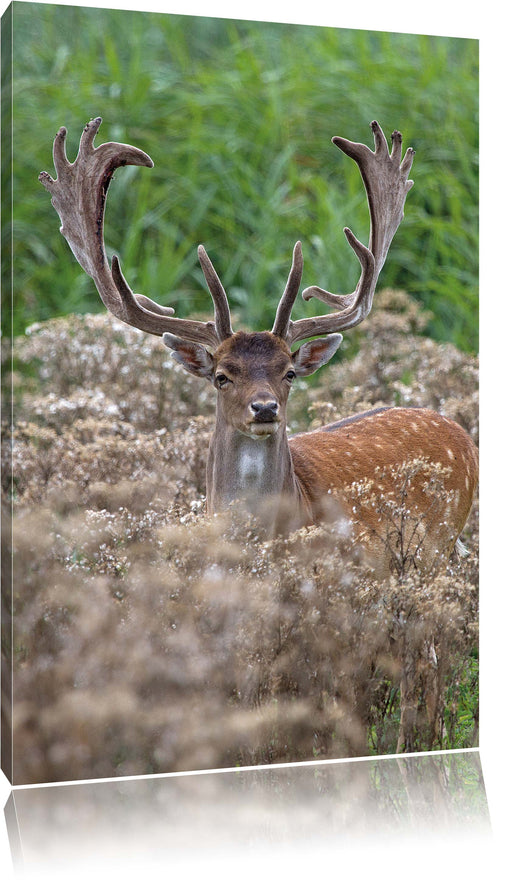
(290, 406, 478, 574)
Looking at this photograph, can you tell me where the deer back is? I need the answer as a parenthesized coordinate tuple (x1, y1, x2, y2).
(289, 407, 478, 574)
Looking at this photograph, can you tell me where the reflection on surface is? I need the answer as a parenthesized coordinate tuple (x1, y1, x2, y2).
(5, 750, 490, 879)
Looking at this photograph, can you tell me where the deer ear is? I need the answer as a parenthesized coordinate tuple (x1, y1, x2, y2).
(292, 334, 342, 377)
(162, 333, 215, 380)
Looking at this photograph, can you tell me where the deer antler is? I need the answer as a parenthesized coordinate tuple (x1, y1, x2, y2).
(272, 121, 415, 345)
(271, 240, 304, 338)
(39, 117, 233, 347)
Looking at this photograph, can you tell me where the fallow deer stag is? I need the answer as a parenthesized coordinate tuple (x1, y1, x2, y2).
(40, 117, 478, 575)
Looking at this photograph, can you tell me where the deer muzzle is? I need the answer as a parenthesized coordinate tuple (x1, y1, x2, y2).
(240, 398, 281, 438)
(250, 400, 279, 423)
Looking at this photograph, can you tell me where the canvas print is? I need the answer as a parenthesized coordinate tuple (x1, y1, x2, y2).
(1, 1, 479, 785)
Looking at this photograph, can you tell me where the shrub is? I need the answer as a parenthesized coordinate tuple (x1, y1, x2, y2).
(2, 292, 479, 783)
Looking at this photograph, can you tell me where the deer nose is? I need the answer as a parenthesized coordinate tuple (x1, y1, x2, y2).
(250, 400, 279, 422)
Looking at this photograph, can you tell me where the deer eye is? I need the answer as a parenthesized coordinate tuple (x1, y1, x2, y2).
(215, 373, 230, 388)
(285, 369, 296, 382)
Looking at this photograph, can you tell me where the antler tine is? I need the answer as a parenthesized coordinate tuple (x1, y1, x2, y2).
(39, 118, 229, 347)
(271, 241, 304, 339)
(197, 245, 233, 341)
(111, 256, 220, 346)
(283, 121, 414, 346)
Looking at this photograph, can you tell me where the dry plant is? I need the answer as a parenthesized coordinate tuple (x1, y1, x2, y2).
(346, 458, 460, 578)
(1, 293, 479, 783)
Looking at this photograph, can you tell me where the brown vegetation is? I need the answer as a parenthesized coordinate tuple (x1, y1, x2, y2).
(2, 291, 479, 783)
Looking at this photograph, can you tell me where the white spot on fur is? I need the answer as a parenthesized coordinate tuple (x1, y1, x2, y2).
(239, 443, 266, 483)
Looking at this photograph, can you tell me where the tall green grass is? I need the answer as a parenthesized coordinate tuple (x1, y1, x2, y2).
(4, 2, 478, 350)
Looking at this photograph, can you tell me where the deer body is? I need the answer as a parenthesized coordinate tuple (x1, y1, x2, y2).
(289, 406, 478, 571)
(173, 325, 477, 570)
(39, 117, 478, 575)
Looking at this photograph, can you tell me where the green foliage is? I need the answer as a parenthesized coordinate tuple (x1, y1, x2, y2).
(5, 3, 478, 349)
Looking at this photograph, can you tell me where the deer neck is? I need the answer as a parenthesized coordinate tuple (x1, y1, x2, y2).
(207, 417, 304, 528)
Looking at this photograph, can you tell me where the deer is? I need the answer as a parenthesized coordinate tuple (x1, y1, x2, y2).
(39, 117, 478, 577)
